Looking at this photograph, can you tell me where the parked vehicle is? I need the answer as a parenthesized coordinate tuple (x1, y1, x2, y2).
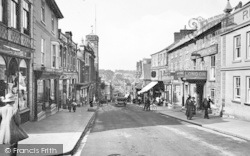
(115, 97, 127, 107)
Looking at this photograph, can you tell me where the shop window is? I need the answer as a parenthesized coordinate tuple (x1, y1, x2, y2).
(234, 35, 241, 61)
(19, 59, 27, 110)
(23, 0, 30, 35)
(247, 32, 250, 60)
(247, 77, 250, 103)
(50, 79, 54, 102)
(37, 80, 45, 113)
(7, 59, 19, 108)
(0, 56, 7, 98)
(233, 76, 241, 101)
(10, 0, 19, 29)
(210, 55, 215, 80)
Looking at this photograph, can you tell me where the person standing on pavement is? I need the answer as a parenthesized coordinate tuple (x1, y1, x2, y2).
(67, 96, 72, 112)
(0, 93, 28, 156)
(185, 95, 193, 120)
(72, 98, 77, 112)
(202, 95, 213, 119)
(192, 97, 197, 115)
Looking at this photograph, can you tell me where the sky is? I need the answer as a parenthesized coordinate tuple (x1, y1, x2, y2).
(56, 0, 249, 71)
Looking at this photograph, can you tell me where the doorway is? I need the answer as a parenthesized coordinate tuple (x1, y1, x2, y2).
(196, 83, 204, 110)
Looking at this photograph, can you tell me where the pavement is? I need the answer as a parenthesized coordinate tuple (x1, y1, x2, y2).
(18, 105, 98, 156)
(134, 103, 250, 142)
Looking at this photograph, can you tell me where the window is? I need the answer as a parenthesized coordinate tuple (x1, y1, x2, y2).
(63, 47, 66, 67)
(210, 89, 215, 102)
(59, 45, 62, 67)
(193, 59, 196, 70)
(0, 0, 3, 22)
(247, 77, 250, 103)
(210, 55, 216, 80)
(247, 32, 250, 59)
(23, 0, 30, 35)
(52, 45, 56, 68)
(41, 0, 45, 22)
(51, 15, 54, 32)
(234, 77, 241, 101)
(234, 35, 241, 60)
(41, 38, 45, 65)
(11, 0, 19, 28)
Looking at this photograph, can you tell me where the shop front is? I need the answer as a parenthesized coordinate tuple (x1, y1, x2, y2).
(74, 82, 90, 106)
(0, 46, 32, 123)
(176, 70, 207, 108)
(34, 70, 61, 121)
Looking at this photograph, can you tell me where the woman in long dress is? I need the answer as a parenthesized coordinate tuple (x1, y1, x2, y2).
(0, 93, 28, 156)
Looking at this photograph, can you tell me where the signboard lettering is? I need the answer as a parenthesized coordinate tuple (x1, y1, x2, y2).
(175, 70, 207, 80)
(243, 7, 249, 21)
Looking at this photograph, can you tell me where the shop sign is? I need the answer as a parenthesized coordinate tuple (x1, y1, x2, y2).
(86, 35, 98, 41)
(175, 71, 184, 78)
(184, 71, 207, 80)
(196, 44, 218, 57)
(233, 5, 250, 25)
(3, 45, 29, 58)
(175, 70, 207, 80)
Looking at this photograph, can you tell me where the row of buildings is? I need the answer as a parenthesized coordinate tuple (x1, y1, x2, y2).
(0, 0, 100, 123)
(134, 1, 250, 121)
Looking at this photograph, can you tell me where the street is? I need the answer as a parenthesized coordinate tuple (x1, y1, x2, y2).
(76, 103, 250, 156)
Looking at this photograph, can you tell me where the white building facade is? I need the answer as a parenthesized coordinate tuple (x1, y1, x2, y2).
(221, 2, 250, 120)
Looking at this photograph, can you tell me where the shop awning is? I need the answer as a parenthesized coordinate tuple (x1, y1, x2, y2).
(74, 83, 90, 90)
(138, 81, 158, 94)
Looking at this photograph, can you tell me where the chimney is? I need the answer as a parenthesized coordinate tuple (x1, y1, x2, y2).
(174, 29, 196, 42)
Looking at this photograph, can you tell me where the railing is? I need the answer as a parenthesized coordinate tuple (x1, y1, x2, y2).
(0, 23, 31, 48)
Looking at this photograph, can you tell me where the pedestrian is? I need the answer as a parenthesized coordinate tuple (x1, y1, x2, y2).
(192, 97, 197, 115)
(185, 95, 193, 120)
(67, 96, 72, 112)
(202, 95, 213, 119)
(143, 97, 149, 111)
(72, 98, 77, 112)
(146, 97, 151, 111)
(0, 93, 29, 156)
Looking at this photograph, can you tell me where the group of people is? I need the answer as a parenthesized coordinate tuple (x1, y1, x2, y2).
(66, 96, 77, 112)
(185, 95, 214, 120)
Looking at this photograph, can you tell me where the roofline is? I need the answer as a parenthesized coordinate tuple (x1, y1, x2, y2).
(46, 0, 64, 19)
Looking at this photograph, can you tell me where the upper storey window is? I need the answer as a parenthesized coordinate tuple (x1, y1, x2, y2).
(23, 0, 30, 35)
(41, 0, 45, 23)
(11, 0, 19, 29)
(234, 35, 241, 61)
